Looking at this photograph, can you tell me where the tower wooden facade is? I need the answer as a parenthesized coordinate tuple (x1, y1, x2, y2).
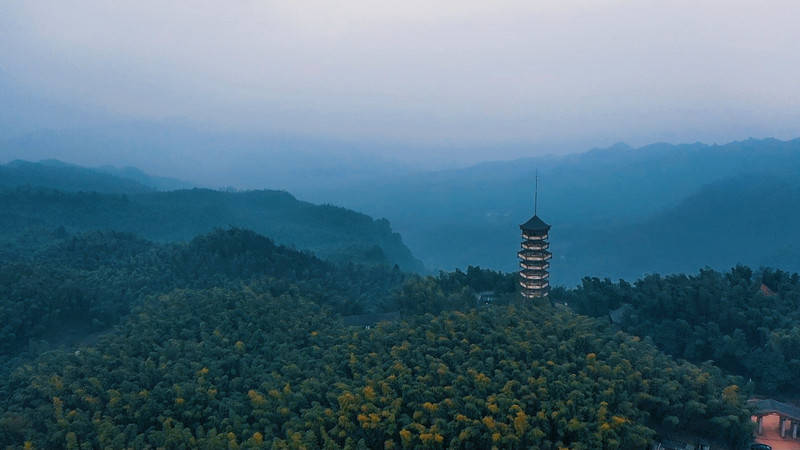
(519, 174, 550, 298)
(518, 214, 551, 298)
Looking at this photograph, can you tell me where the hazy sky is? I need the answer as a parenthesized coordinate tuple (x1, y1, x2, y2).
(2, 0, 800, 164)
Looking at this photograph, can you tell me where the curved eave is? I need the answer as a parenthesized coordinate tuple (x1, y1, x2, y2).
(520, 281, 550, 290)
(517, 250, 553, 261)
(521, 242, 549, 250)
(519, 263, 551, 271)
(519, 215, 551, 232)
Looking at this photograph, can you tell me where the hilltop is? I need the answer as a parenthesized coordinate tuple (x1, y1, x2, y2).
(0, 159, 154, 194)
(2, 297, 753, 449)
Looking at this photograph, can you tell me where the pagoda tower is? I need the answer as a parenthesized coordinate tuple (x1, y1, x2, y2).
(518, 178, 551, 298)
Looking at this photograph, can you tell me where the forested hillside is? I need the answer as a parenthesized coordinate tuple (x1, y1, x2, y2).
(0, 285, 753, 449)
(559, 266, 800, 395)
(0, 228, 407, 372)
(0, 225, 761, 449)
(0, 187, 422, 271)
(0, 157, 787, 448)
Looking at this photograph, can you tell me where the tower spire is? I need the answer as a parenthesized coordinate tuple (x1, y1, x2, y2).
(534, 170, 538, 215)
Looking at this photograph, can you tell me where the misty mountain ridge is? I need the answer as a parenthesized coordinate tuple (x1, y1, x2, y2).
(297, 137, 800, 283)
(310, 136, 800, 225)
(0, 158, 192, 193)
(94, 165, 194, 191)
(4, 137, 800, 284)
(557, 172, 800, 282)
(0, 121, 421, 191)
(0, 187, 422, 271)
(0, 159, 154, 194)
(0, 161, 423, 271)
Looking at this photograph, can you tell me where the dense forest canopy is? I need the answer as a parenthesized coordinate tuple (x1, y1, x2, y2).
(559, 266, 800, 395)
(0, 228, 409, 372)
(0, 224, 765, 449)
(1, 285, 754, 449)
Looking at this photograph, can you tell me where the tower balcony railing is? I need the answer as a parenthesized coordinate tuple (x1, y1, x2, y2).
(521, 290, 549, 298)
(519, 255, 552, 262)
(519, 280, 550, 290)
(521, 241, 549, 250)
(522, 233, 548, 241)
(520, 261, 550, 270)
(520, 272, 549, 280)
(519, 266, 549, 274)
(520, 287, 549, 294)
(517, 251, 552, 262)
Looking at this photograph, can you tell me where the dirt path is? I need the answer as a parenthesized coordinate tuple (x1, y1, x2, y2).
(755, 414, 800, 450)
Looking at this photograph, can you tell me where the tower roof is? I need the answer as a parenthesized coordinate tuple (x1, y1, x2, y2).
(520, 215, 550, 232)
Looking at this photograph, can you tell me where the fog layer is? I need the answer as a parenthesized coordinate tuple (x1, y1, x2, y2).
(2, 1, 800, 167)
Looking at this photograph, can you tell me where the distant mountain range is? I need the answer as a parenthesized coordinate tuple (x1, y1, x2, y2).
(0, 159, 192, 193)
(5, 137, 800, 284)
(0, 160, 422, 271)
(298, 137, 800, 284)
(94, 164, 194, 191)
(558, 173, 800, 282)
(0, 121, 417, 191)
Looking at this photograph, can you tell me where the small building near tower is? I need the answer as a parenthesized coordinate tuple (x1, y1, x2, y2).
(475, 291, 496, 307)
(518, 214, 551, 298)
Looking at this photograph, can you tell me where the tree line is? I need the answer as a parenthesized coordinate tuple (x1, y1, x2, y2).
(558, 265, 800, 394)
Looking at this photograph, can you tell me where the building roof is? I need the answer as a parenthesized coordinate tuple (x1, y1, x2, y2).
(656, 439, 692, 450)
(749, 398, 800, 421)
(760, 283, 777, 296)
(608, 304, 633, 325)
(520, 215, 551, 231)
